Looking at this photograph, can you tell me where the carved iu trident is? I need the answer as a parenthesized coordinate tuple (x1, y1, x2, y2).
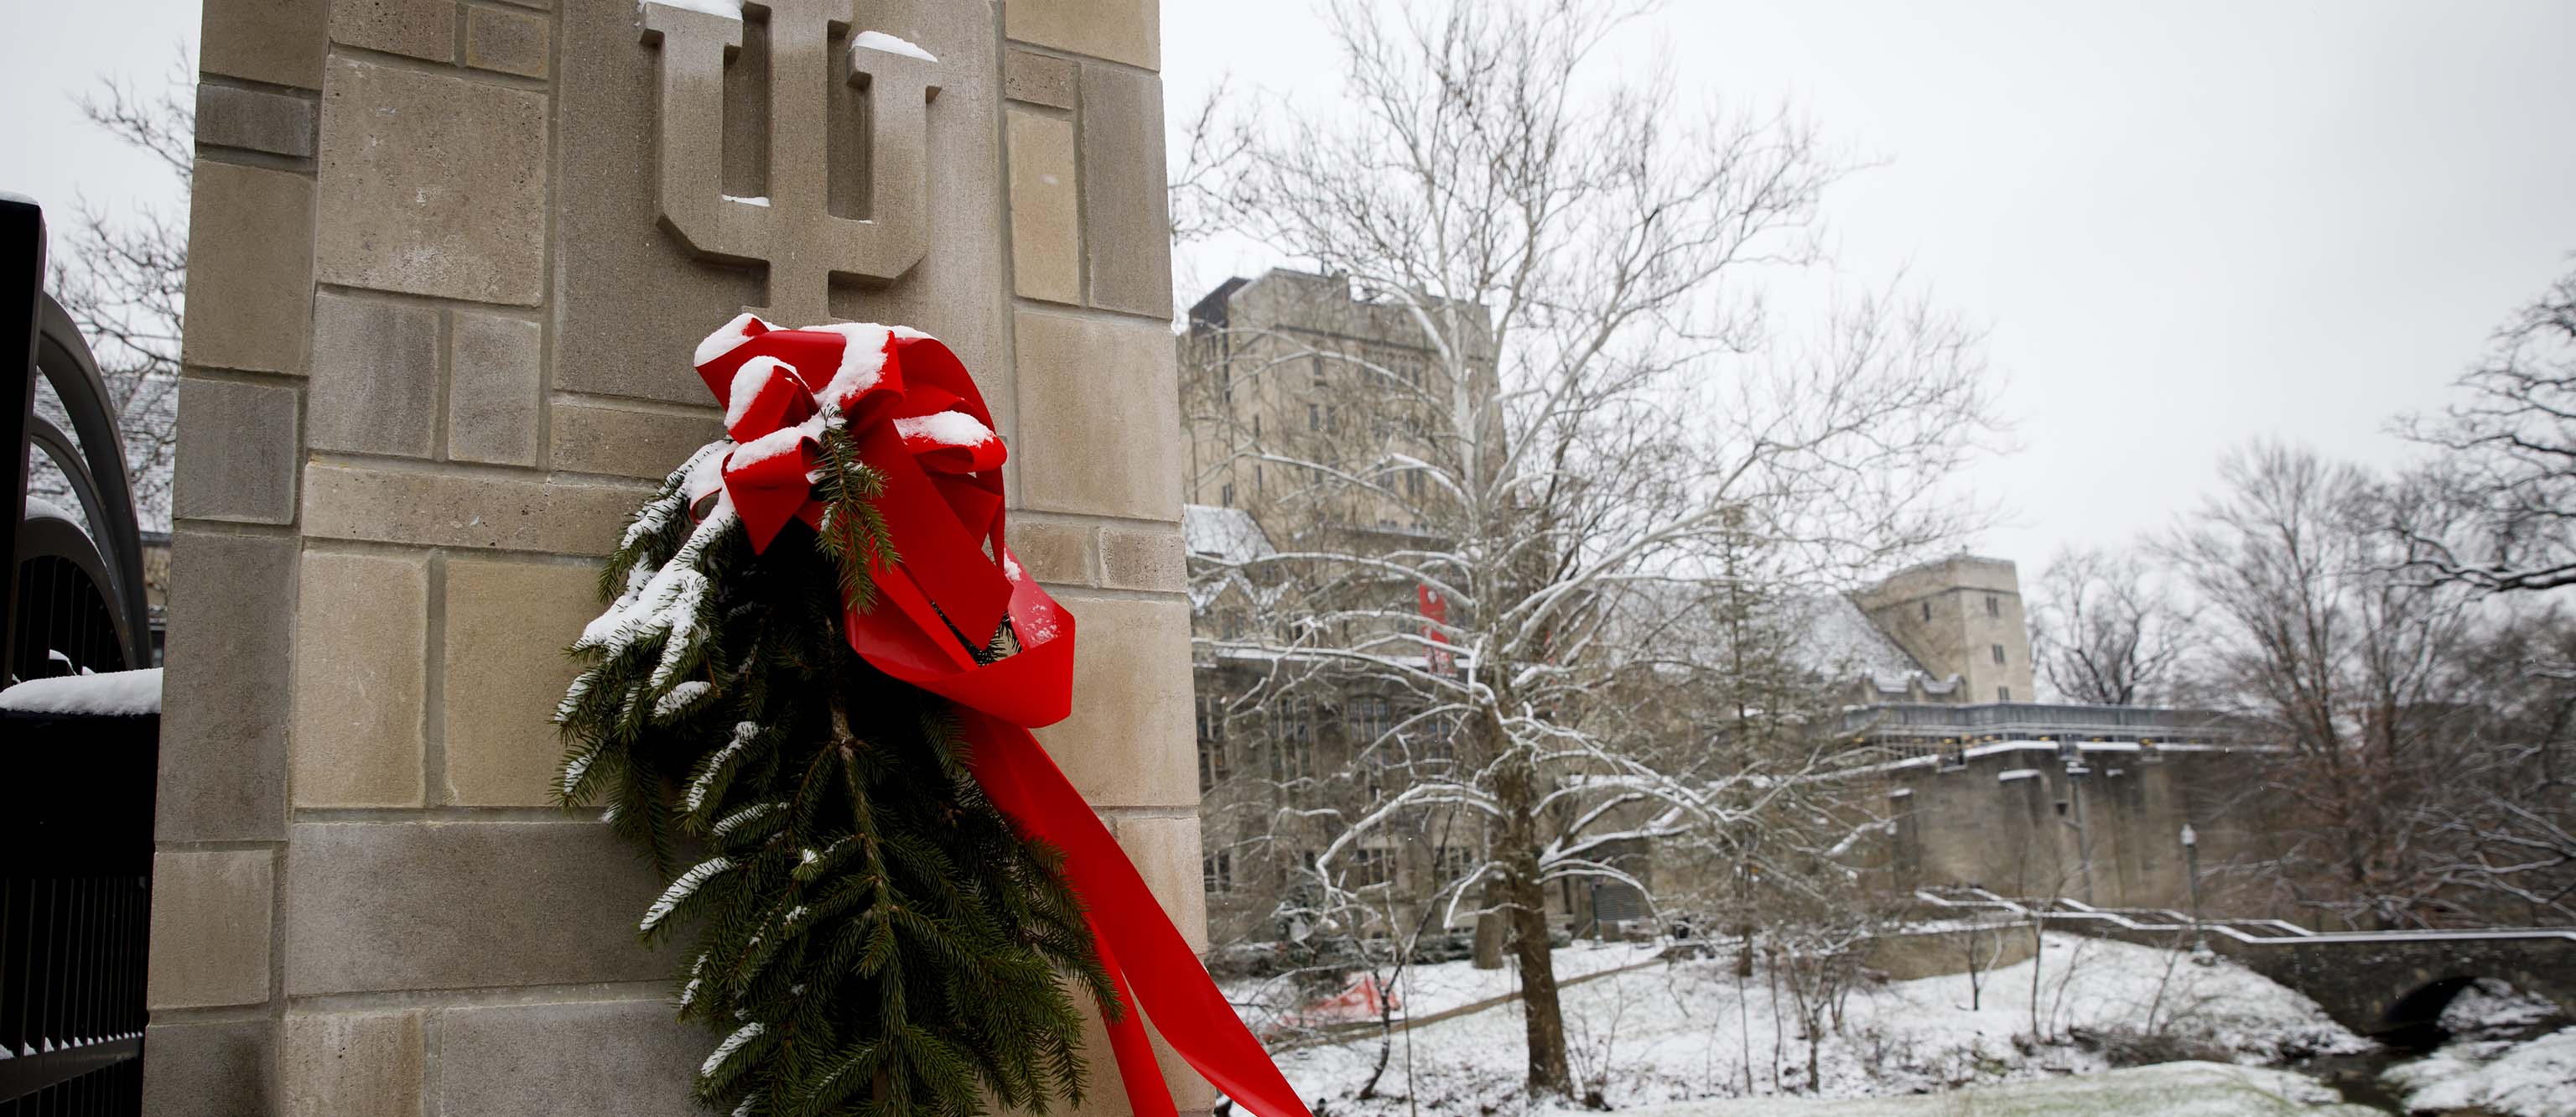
(640, 1, 939, 326)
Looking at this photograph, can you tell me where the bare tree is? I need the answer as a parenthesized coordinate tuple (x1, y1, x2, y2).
(2026, 546, 2193, 705)
(2162, 444, 2482, 929)
(2394, 261, 2576, 595)
(1178, 0, 1997, 1096)
(2409, 608, 2576, 924)
(37, 58, 190, 532)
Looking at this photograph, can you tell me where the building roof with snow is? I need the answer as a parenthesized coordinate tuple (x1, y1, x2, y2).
(1182, 504, 1276, 565)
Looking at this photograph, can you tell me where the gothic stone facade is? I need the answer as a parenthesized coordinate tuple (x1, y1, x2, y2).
(146, 1, 1204, 1113)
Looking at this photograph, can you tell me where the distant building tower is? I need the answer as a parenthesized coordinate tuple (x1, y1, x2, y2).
(1849, 555, 2036, 703)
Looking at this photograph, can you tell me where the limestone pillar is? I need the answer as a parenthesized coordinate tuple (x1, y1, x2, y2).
(148, 1, 1198, 1113)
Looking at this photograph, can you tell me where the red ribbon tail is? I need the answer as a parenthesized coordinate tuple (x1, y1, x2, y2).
(1093, 936, 1180, 1117)
(963, 716, 1312, 1117)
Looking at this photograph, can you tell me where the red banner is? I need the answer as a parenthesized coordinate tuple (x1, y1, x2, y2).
(688, 314, 1308, 1117)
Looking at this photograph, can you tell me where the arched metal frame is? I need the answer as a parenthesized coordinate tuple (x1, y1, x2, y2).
(29, 293, 150, 668)
(7, 190, 151, 680)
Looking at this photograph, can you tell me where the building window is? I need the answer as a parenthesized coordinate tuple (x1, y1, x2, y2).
(1434, 844, 1477, 886)
(1203, 849, 1233, 895)
(1985, 594, 2001, 617)
(1920, 600, 1931, 621)
(1311, 355, 1327, 387)
(1253, 414, 1261, 439)
(1308, 403, 1321, 431)
(1348, 694, 1392, 747)
(1999, 686, 2012, 701)
(1255, 464, 1265, 492)
(1405, 470, 1423, 498)
(1196, 695, 1229, 788)
(1349, 847, 1389, 888)
(1273, 700, 1314, 782)
(1325, 404, 1339, 433)
(1991, 643, 2007, 665)
(1220, 482, 1233, 507)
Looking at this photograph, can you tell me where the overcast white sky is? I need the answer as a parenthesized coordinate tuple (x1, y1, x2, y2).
(6, 1, 2573, 570)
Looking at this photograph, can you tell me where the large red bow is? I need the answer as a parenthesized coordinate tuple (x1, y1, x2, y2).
(688, 314, 1308, 1117)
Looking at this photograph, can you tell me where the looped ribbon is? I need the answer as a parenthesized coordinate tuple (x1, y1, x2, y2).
(687, 314, 1309, 1117)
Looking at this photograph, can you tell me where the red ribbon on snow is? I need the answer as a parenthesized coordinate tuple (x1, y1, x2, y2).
(688, 314, 1309, 1117)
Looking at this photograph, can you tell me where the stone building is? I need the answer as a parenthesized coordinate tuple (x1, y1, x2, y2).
(1849, 554, 2037, 704)
(1176, 270, 1507, 948)
(144, 2, 1205, 1114)
(1176, 387, 2255, 945)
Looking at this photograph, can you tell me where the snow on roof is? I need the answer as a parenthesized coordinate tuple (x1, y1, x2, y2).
(1182, 504, 1275, 564)
(1780, 594, 1925, 679)
(0, 668, 162, 717)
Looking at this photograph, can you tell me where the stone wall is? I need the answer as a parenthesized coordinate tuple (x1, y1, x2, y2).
(148, 0, 1201, 1113)
(1881, 743, 2277, 915)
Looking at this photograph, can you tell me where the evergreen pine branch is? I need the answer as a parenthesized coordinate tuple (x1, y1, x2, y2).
(558, 437, 1113, 1117)
(813, 418, 898, 616)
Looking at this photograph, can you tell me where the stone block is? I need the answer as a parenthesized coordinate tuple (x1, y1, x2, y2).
(1077, 64, 1172, 318)
(201, 0, 328, 89)
(146, 849, 274, 1009)
(1012, 310, 1183, 522)
(1007, 518, 1095, 586)
(548, 400, 719, 480)
(1031, 595, 1195, 808)
(181, 160, 314, 375)
(292, 549, 428, 808)
(1005, 48, 1076, 109)
(449, 310, 544, 466)
(316, 58, 548, 305)
(1008, 109, 1080, 304)
(1005, 0, 1158, 70)
(1098, 526, 1183, 593)
(308, 294, 440, 458)
(172, 377, 300, 525)
(143, 1016, 277, 1117)
(1072, 995, 1215, 1117)
(1109, 813, 1207, 952)
(281, 1010, 425, 1117)
(283, 821, 672, 993)
(196, 83, 316, 158)
(466, 4, 551, 78)
(301, 461, 649, 555)
(435, 1000, 703, 1117)
(157, 528, 296, 842)
(443, 558, 602, 806)
(553, 0, 1009, 407)
(330, 0, 455, 63)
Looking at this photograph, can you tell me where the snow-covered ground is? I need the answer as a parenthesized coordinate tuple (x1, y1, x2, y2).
(2376, 979, 2576, 1117)
(1228, 940, 1667, 1036)
(1253, 934, 2371, 1115)
(1625, 1062, 2382, 1116)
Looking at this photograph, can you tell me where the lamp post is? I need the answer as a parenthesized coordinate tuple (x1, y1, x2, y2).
(2180, 823, 2205, 953)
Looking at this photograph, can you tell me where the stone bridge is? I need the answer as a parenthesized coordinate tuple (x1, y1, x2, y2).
(1917, 891, 2576, 1042)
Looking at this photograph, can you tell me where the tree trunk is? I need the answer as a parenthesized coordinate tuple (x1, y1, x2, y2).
(1472, 880, 1507, 969)
(1493, 724, 1572, 1098)
(1504, 860, 1570, 1097)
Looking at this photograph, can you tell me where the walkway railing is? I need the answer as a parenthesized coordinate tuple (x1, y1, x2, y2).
(1841, 703, 2254, 745)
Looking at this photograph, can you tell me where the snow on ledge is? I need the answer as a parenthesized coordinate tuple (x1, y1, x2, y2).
(0, 668, 163, 717)
(852, 30, 937, 63)
(1996, 767, 2041, 782)
(644, 0, 742, 18)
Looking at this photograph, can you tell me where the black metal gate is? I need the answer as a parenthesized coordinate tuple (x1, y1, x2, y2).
(3, 192, 158, 1114)
(0, 704, 156, 1113)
